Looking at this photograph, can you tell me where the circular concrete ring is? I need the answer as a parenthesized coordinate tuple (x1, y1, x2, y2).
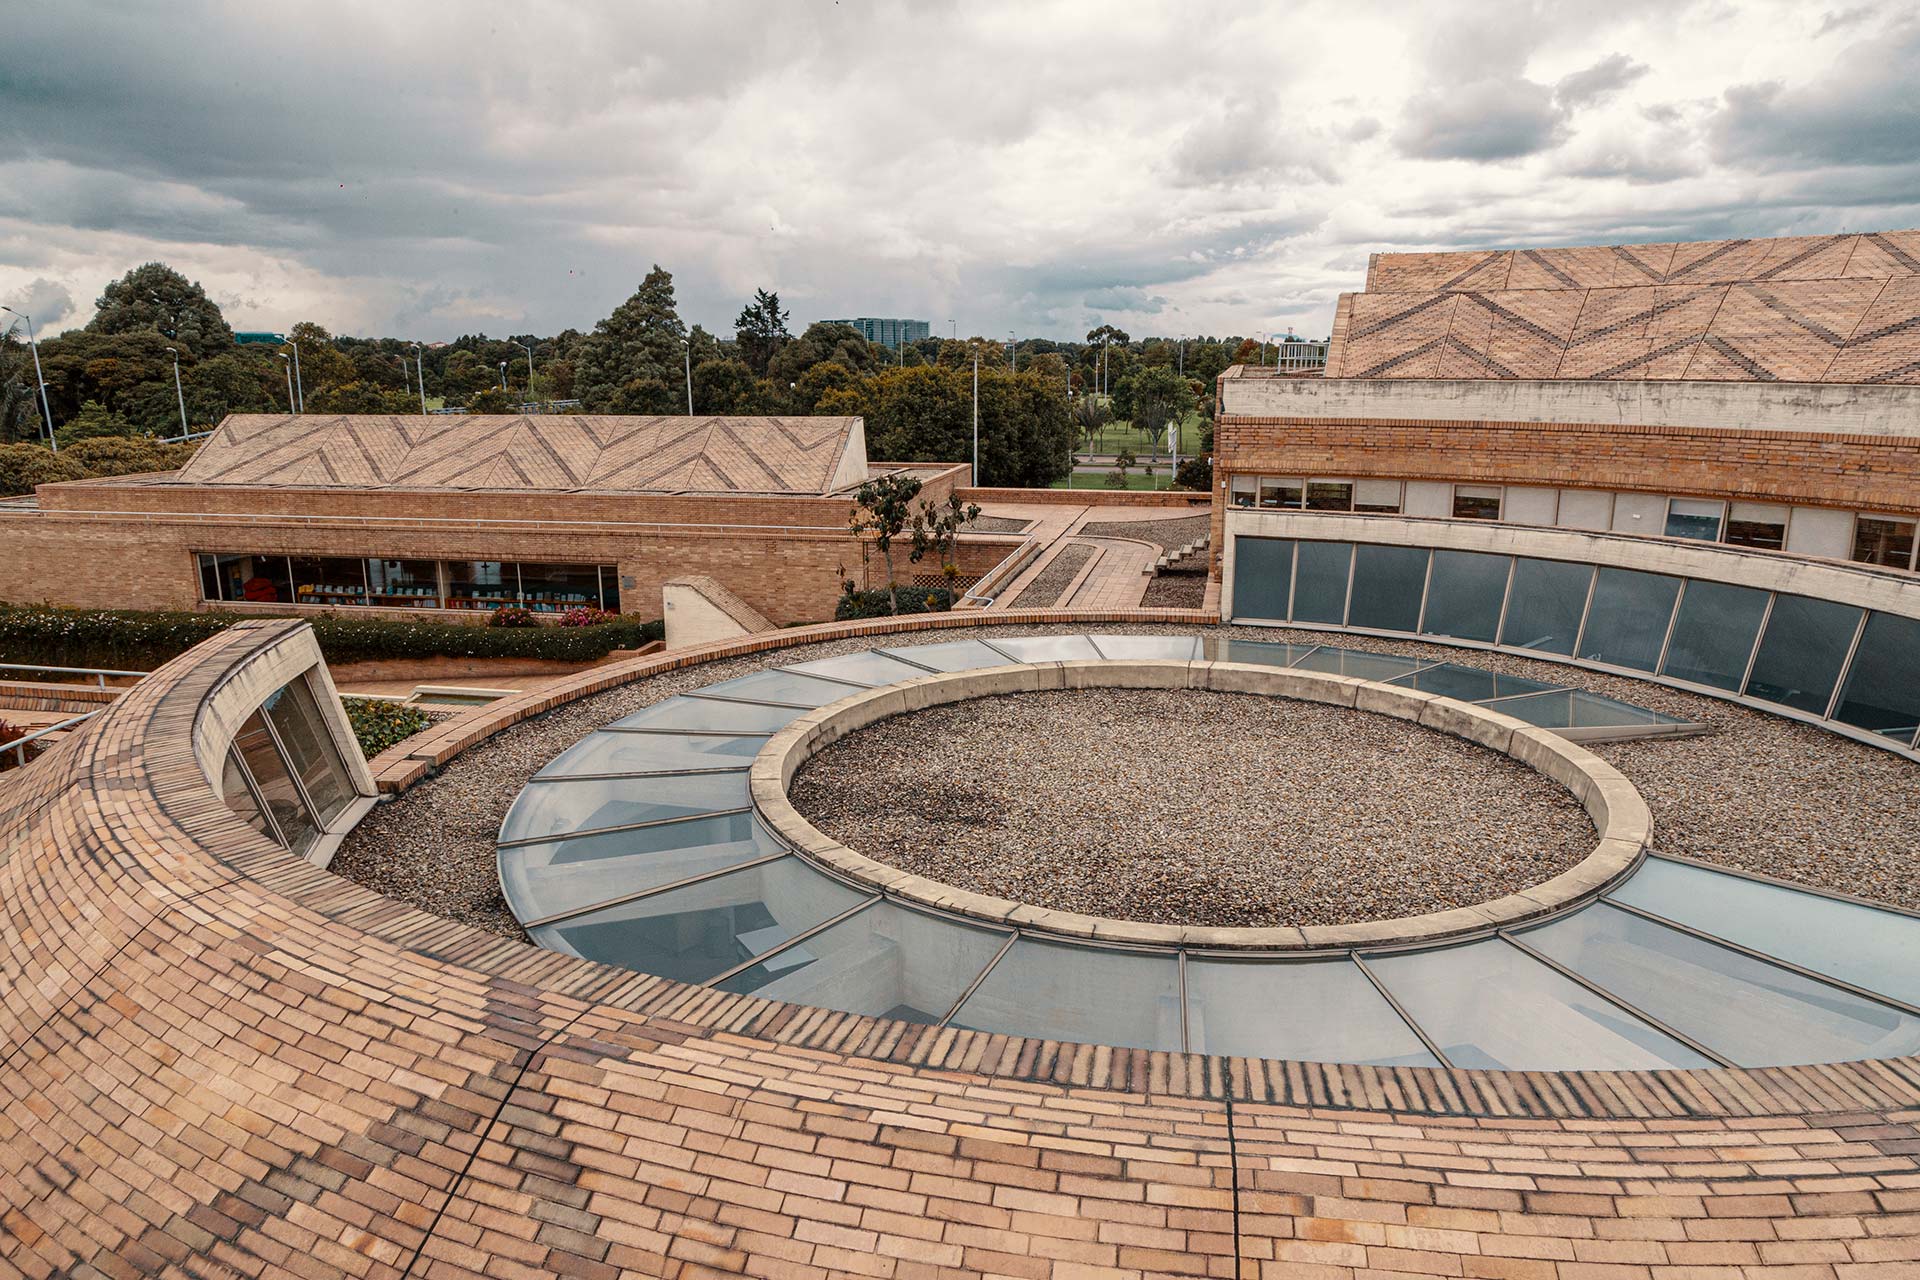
(749, 658, 1651, 951)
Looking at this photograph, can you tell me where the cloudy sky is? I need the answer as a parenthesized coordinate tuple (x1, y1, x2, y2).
(2, 0, 1916, 344)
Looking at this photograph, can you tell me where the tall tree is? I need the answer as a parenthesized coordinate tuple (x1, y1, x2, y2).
(87, 263, 234, 358)
(733, 288, 790, 376)
(574, 265, 687, 412)
(0, 334, 43, 444)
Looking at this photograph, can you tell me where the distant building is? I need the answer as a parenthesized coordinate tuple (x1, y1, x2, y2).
(821, 317, 930, 348)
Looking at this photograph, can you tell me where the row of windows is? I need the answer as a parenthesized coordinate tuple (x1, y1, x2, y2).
(1231, 536, 1920, 750)
(219, 675, 360, 859)
(197, 553, 622, 613)
(1225, 476, 1919, 571)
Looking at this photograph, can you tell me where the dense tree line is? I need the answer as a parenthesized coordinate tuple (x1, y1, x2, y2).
(2, 259, 1270, 486)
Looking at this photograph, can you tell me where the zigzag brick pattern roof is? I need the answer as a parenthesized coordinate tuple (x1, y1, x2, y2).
(170, 414, 861, 494)
(1324, 231, 1920, 383)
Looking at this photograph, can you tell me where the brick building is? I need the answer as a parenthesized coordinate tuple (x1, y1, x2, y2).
(0, 413, 982, 625)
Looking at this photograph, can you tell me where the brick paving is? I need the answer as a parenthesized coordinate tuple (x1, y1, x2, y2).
(1, 613, 1918, 1277)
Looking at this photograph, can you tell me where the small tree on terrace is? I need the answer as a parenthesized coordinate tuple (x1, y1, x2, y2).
(848, 472, 923, 613)
(909, 492, 983, 581)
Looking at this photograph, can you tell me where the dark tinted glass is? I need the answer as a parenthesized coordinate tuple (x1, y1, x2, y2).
(1577, 568, 1680, 671)
(1421, 550, 1510, 642)
(1659, 580, 1768, 691)
(1745, 594, 1862, 715)
(1291, 542, 1352, 624)
(1232, 537, 1293, 621)
(1832, 612, 1920, 742)
(1346, 545, 1428, 631)
(1498, 559, 1592, 655)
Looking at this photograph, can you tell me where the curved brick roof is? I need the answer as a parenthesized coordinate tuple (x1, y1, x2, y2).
(171, 414, 865, 495)
(1326, 230, 1920, 383)
(3, 613, 1918, 1277)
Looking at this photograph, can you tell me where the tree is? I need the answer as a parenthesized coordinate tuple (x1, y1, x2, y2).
(285, 321, 354, 397)
(87, 263, 234, 358)
(1125, 365, 1194, 455)
(1085, 324, 1130, 395)
(0, 335, 42, 445)
(734, 287, 790, 376)
(55, 399, 139, 447)
(575, 265, 687, 411)
(848, 472, 923, 612)
(909, 492, 983, 579)
(692, 358, 777, 413)
(822, 366, 1073, 489)
(1071, 388, 1112, 453)
(1174, 456, 1213, 491)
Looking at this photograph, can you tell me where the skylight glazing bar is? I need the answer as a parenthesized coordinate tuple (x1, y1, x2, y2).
(519, 849, 790, 928)
(936, 931, 1020, 1027)
(1497, 927, 1733, 1068)
(1350, 952, 1453, 1069)
(496, 805, 753, 849)
(703, 896, 882, 988)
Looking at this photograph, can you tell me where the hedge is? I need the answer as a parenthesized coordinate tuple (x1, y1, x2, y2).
(340, 697, 434, 758)
(833, 585, 957, 621)
(0, 603, 664, 671)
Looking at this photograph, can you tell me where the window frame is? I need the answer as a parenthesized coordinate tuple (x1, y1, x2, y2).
(1451, 485, 1503, 521)
(1850, 513, 1919, 571)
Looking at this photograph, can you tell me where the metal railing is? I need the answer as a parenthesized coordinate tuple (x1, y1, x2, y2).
(2, 710, 99, 768)
(0, 662, 149, 688)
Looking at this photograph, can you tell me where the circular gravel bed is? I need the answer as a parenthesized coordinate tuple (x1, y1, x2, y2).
(788, 687, 1595, 928)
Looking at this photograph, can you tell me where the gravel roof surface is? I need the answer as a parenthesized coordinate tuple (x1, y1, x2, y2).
(331, 620, 1920, 940)
(1011, 544, 1093, 606)
(1141, 572, 1206, 608)
(791, 687, 1594, 928)
(1080, 513, 1210, 552)
(966, 515, 1030, 533)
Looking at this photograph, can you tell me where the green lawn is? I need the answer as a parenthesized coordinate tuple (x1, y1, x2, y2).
(1080, 411, 1207, 458)
(1049, 470, 1179, 492)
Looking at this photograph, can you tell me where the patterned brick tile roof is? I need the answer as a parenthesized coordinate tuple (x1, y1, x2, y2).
(1326, 230, 1920, 383)
(170, 414, 864, 495)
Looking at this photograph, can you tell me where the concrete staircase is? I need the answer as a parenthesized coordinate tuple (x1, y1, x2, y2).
(1144, 533, 1211, 575)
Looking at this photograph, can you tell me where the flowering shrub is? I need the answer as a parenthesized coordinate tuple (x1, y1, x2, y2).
(486, 606, 538, 628)
(555, 606, 620, 628)
(0, 719, 40, 772)
(340, 697, 433, 758)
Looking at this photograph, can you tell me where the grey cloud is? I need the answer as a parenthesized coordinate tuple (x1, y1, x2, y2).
(1817, 7, 1874, 35)
(4, 278, 74, 328)
(1393, 77, 1566, 161)
(1555, 54, 1650, 109)
(1711, 22, 1920, 167)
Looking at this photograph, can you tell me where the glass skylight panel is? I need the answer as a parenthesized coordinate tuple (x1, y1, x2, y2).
(1420, 550, 1511, 643)
(1521, 903, 1920, 1066)
(535, 731, 763, 779)
(948, 938, 1183, 1051)
(1577, 568, 1681, 672)
(1184, 958, 1439, 1066)
(1291, 542, 1353, 624)
(498, 771, 749, 844)
(1831, 612, 1920, 744)
(1202, 636, 1319, 667)
(693, 669, 861, 707)
(1345, 545, 1428, 632)
(876, 638, 1009, 671)
(609, 697, 807, 734)
(1744, 594, 1863, 716)
(986, 634, 1105, 663)
(533, 856, 866, 983)
(1290, 648, 1430, 681)
(500, 811, 780, 924)
(1087, 634, 1203, 660)
(1499, 559, 1593, 655)
(1608, 857, 1920, 1007)
(1365, 940, 1715, 1071)
(1659, 580, 1769, 691)
(1231, 537, 1293, 621)
(1486, 690, 1674, 730)
(782, 650, 929, 686)
(715, 900, 1009, 1023)
(1389, 665, 1557, 703)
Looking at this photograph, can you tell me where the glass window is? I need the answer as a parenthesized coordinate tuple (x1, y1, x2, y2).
(198, 552, 294, 604)
(289, 556, 368, 607)
(876, 639, 1009, 672)
(1346, 545, 1428, 631)
(1389, 665, 1557, 703)
(1087, 635, 1203, 661)
(783, 651, 927, 687)
(1353, 479, 1403, 514)
(1291, 542, 1352, 624)
(694, 669, 863, 707)
(1745, 593, 1862, 715)
(535, 730, 763, 779)
(949, 938, 1182, 1052)
(1499, 559, 1593, 655)
(1185, 958, 1438, 1066)
(1364, 941, 1714, 1072)
(1201, 636, 1320, 667)
(365, 558, 443, 608)
(1577, 568, 1680, 672)
(259, 677, 357, 826)
(1231, 537, 1293, 621)
(1521, 903, 1920, 1068)
(220, 748, 277, 846)
(599, 566, 621, 613)
(500, 811, 775, 925)
(716, 901, 1009, 1024)
(231, 709, 318, 856)
(1852, 516, 1917, 570)
(1292, 648, 1431, 681)
(445, 560, 516, 612)
(1486, 689, 1681, 731)
(1832, 612, 1920, 743)
(1664, 499, 1724, 542)
(987, 635, 1105, 663)
(1229, 475, 1257, 508)
(1306, 481, 1354, 511)
(498, 771, 750, 844)
(1610, 856, 1920, 1008)
(609, 697, 804, 734)
(1452, 486, 1502, 520)
(518, 561, 603, 612)
(1725, 502, 1788, 551)
(534, 856, 866, 984)
(1257, 478, 1304, 509)
(1420, 550, 1511, 643)
(1659, 580, 1769, 691)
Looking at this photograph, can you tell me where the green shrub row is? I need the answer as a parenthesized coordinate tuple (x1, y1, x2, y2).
(833, 585, 957, 621)
(0, 439, 203, 497)
(340, 697, 434, 758)
(0, 603, 664, 671)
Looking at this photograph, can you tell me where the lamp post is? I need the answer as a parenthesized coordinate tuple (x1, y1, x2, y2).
(1, 306, 55, 451)
(398, 354, 410, 400)
(523, 342, 537, 409)
(285, 340, 304, 412)
(971, 343, 980, 485)
(1008, 331, 1015, 373)
(681, 336, 693, 414)
(498, 360, 508, 392)
(277, 352, 294, 412)
(166, 347, 188, 437)
(410, 343, 426, 413)
(1178, 337, 1185, 376)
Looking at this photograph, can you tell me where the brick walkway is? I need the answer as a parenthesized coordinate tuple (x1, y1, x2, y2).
(977, 502, 1206, 610)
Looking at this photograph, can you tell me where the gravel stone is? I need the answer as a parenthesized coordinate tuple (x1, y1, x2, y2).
(1141, 572, 1206, 608)
(1080, 513, 1210, 552)
(967, 515, 1031, 533)
(1011, 544, 1093, 606)
(790, 687, 1594, 928)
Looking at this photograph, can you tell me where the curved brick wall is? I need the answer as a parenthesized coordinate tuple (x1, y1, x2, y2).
(4, 613, 1920, 1277)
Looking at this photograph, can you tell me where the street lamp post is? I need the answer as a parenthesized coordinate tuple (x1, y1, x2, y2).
(1008, 331, 1015, 373)
(277, 353, 294, 412)
(1, 307, 55, 451)
(498, 360, 508, 392)
(681, 337, 693, 414)
(523, 342, 537, 409)
(166, 347, 188, 437)
(286, 340, 304, 413)
(1178, 337, 1185, 376)
(410, 344, 426, 413)
(971, 345, 980, 485)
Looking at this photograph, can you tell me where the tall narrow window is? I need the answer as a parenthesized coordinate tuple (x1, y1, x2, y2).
(1852, 516, 1917, 570)
(1664, 499, 1724, 542)
(1305, 481, 1354, 511)
(1353, 479, 1403, 514)
(1452, 486, 1502, 520)
(231, 709, 319, 856)
(260, 677, 357, 826)
(1724, 502, 1788, 551)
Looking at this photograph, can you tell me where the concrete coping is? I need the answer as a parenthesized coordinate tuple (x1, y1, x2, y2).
(749, 658, 1652, 952)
